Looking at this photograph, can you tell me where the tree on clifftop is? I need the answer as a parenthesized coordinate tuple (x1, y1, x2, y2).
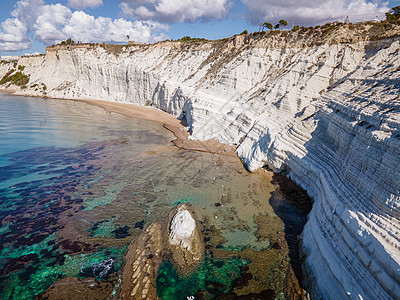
(260, 22, 273, 31)
(260, 19, 288, 31)
(279, 19, 288, 29)
(391, 6, 400, 15)
(386, 6, 400, 23)
(60, 38, 75, 45)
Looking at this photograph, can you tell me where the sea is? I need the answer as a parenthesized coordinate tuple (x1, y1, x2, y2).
(0, 94, 311, 299)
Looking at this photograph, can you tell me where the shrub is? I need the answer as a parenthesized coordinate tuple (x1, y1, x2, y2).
(11, 72, 30, 86)
(240, 30, 248, 35)
(292, 25, 300, 31)
(270, 30, 281, 35)
(18, 65, 25, 71)
(0, 69, 15, 84)
(60, 38, 75, 45)
(0, 70, 30, 86)
(177, 36, 208, 42)
(299, 26, 308, 33)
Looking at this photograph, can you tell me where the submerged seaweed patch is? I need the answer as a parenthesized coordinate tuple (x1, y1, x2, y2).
(111, 226, 131, 239)
(0, 96, 311, 299)
(156, 256, 249, 300)
(0, 139, 140, 298)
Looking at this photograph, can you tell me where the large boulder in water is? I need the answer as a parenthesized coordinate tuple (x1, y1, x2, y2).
(168, 204, 203, 273)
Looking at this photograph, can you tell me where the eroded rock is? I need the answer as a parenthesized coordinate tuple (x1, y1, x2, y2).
(168, 205, 203, 274)
(120, 204, 204, 299)
(119, 223, 163, 299)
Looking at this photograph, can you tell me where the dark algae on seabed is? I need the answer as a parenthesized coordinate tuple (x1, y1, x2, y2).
(0, 95, 311, 299)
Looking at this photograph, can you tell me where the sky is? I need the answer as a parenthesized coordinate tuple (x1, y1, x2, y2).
(0, 0, 399, 56)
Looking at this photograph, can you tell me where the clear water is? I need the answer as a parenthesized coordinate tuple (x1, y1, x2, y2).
(0, 94, 309, 299)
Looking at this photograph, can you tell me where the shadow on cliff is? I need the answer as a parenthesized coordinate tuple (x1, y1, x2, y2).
(268, 102, 400, 297)
(268, 172, 312, 288)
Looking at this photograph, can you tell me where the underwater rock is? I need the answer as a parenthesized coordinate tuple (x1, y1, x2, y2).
(79, 258, 114, 279)
(119, 223, 163, 299)
(37, 275, 118, 300)
(120, 204, 204, 298)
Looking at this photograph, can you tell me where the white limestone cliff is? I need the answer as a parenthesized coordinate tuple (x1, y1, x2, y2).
(1, 23, 399, 299)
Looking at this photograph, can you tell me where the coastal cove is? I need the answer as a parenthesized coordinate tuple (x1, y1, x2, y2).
(0, 94, 312, 299)
(0, 21, 399, 299)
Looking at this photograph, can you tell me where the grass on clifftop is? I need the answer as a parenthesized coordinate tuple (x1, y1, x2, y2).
(174, 36, 208, 43)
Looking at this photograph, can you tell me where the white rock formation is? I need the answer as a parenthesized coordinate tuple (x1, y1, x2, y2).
(169, 206, 201, 260)
(169, 208, 195, 246)
(1, 24, 399, 299)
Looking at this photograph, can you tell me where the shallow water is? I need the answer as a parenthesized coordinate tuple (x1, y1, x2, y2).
(0, 95, 310, 299)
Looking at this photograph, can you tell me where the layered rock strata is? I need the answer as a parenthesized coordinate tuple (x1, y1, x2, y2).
(120, 204, 203, 299)
(1, 23, 399, 299)
(120, 223, 163, 299)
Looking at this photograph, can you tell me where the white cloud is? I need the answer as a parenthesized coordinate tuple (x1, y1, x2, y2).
(0, 18, 30, 51)
(0, 41, 31, 51)
(0, 18, 28, 43)
(11, 0, 45, 27)
(67, 0, 103, 10)
(241, 0, 390, 25)
(34, 4, 72, 44)
(120, 0, 233, 23)
(0, 0, 169, 52)
(61, 11, 168, 44)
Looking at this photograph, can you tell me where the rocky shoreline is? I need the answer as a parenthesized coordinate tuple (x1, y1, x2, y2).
(1, 23, 399, 298)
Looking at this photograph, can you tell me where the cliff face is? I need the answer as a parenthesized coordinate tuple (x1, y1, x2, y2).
(1, 24, 399, 299)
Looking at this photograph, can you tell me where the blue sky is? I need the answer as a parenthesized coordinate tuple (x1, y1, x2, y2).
(0, 0, 399, 56)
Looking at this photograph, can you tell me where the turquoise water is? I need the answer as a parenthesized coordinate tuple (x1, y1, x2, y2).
(0, 95, 176, 299)
(156, 257, 249, 300)
(0, 94, 309, 299)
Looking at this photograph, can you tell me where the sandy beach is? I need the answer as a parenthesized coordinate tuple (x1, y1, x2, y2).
(67, 98, 238, 157)
(0, 88, 17, 94)
(0, 89, 237, 157)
